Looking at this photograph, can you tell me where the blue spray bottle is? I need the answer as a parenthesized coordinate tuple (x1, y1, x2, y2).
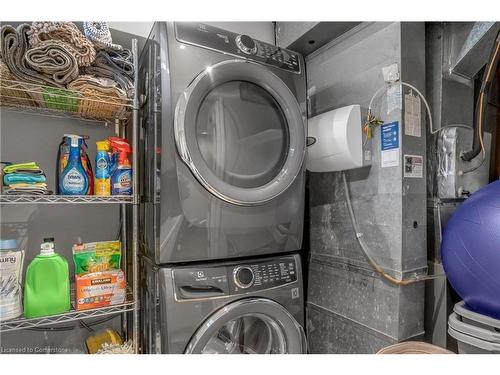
(59, 135, 89, 195)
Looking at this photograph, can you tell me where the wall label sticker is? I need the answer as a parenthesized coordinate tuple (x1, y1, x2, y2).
(380, 121, 400, 168)
(404, 154, 424, 178)
(404, 91, 421, 137)
(386, 85, 402, 114)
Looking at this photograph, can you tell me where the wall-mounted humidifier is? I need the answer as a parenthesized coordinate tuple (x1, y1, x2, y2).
(306, 104, 371, 172)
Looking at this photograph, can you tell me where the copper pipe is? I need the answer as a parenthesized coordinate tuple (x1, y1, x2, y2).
(463, 29, 500, 161)
(495, 65, 500, 180)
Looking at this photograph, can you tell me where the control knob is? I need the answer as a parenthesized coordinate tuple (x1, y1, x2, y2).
(235, 34, 257, 55)
(233, 266, 254, 289)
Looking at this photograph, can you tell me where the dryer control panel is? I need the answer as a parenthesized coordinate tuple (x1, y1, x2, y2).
(175, 22, 301, 74)
(172, 256, 298, 300)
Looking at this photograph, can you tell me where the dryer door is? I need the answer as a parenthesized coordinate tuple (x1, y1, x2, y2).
(175, 59, 305, 207)
(184, 298, 306, 354)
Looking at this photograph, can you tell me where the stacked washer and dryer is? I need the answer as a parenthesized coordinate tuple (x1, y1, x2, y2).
(138, 22, 308, 354)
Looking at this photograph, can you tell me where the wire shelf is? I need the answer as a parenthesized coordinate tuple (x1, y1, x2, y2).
(0, 299, 135, 333)
(0, 194, 134, 204)
(0, 79, 133, 124)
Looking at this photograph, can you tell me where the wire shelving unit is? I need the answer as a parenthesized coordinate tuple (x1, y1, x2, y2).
(0, 296, 135, 333)
(0, 39, 141, 353)
(0, 194, 135, 204)
(0, 79, 132, 123)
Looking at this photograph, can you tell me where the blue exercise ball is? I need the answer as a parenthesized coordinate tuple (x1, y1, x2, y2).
(442, 180, 500, 319)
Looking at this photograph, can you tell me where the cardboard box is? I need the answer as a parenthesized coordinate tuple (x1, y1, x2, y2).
(75, 269, 126, 310)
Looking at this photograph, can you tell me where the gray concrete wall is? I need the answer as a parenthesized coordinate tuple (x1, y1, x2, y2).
(306, 22, 427, 353)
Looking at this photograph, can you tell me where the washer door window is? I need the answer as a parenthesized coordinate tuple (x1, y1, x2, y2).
(175, 60, 305, 206)
(184, 298, 306, 354)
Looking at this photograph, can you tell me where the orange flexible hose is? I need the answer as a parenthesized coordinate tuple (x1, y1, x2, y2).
(478, 37, 500, 159)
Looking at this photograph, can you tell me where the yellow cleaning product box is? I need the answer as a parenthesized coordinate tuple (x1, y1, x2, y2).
(75, 269, 126, 311)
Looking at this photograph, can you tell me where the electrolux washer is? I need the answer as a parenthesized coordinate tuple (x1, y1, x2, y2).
(140, 253, 306, 354)
(139, 22, 307, 264)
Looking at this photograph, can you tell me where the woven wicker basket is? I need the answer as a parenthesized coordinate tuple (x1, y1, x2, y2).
(1, 61, 129, 121)
(73, 88, 127, 120)
(0, 61, 39, 108)
(68, 76, 129, 121)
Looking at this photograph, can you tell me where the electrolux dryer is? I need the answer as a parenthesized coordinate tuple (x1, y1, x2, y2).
(139, 22, 307, 264)
(140, 253, 306, 354)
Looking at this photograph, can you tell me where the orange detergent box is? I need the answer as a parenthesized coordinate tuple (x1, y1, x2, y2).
(75, 269, 126, 310)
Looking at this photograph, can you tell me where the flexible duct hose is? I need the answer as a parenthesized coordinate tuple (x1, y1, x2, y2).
(462, 27, 500, 162)
(342, 171, 444, 286)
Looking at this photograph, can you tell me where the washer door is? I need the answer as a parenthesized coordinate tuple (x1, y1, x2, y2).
(184, 298, 306, 354)
(175, 60, 305, 207)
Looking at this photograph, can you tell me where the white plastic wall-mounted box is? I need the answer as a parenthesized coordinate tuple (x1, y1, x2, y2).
(306, 104, 371, 172)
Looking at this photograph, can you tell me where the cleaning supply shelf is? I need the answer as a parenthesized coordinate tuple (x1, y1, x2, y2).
(0, 298, 135, 333)
(0, 79, 133, 124)
(0, 27, 140, 351)
(0, 194, 135, 204)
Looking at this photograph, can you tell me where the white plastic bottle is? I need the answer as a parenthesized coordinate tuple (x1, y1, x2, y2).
(0, 239, 25, 321)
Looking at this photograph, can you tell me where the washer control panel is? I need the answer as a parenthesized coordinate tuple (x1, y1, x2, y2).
(228, 257, 298, 294)
(173, 256, 298, 300)
(175, 22, 301, 74)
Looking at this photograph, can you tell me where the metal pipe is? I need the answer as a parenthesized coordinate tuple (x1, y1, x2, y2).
(131, 38, 140, 354)
(119, 120, 129, 341)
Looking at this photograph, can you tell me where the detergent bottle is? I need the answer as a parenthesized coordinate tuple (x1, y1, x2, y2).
(56, 134, 94, 195)
(107, 137, 128, 176)
(95, 140, 111, 196)
(109, 138, 133, 196)
(24, 238, 70, 318)
(81, 137, 94, 195)
(0, 239, 24, 321)
(59, 135, 90, 195)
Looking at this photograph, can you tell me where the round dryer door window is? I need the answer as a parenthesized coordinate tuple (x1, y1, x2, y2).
(175, 60, 306, 206)
(184, 298, 306, 354)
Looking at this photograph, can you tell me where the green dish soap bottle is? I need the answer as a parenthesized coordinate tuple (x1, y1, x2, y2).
(24, 238, 70, 318)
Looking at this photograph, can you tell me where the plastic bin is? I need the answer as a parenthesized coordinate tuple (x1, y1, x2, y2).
(449, 313, 500, 343)
(454, 301, 500, 331)
(448, 301, 500, 354)
(448, 327, 500, 354)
